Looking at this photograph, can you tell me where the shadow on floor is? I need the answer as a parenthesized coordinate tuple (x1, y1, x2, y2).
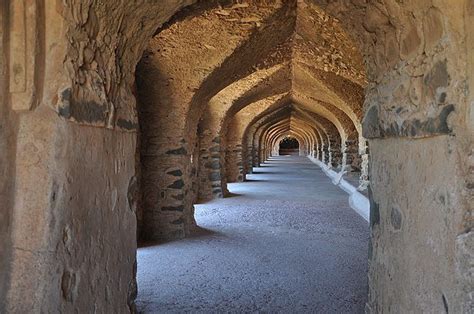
(225, 192, 242, 198)
(243, 178, 273, 182)
(138, 226, 220, 247)
(136, 155, 369, 313)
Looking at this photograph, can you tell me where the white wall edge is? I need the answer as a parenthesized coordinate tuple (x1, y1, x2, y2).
(308, 156, 370, 223)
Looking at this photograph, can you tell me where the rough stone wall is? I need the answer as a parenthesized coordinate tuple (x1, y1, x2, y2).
(145, 0, 366, 208)
(2, 0, 472, 312)
(270, 122, 316, 160)
(315, 0, 473, 311)
(368, 137, 465, 312)
(57, 0, 197, 130)
(198, 129, 226, 199)
(225, 145, 244, 182)
(225, 118, 244, 182)
(462, 3, 474, 309)
(9, 113, 138, 313)
(329, 136, 342, 169)
(362, 3, 472, 311)
(225, 94, 290, 182)
(0, 2, 15, 309)
(241, 98, 290, 172)
(198, 66, 291, 200)
(344, 139, 360, 172)
(2, 0, 197, 311)
(136, 1, 296, 241)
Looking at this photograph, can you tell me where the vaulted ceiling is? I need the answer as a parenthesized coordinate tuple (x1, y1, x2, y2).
(137, 0, 367, 148)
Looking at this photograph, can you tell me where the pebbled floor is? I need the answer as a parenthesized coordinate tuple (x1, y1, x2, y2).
(137, 156, 369, 313)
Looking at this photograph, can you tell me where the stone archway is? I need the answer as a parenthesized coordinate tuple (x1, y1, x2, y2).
(1, 0, 472, 313)
(278, 136, 300, 155)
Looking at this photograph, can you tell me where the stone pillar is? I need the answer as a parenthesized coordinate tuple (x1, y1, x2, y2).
(259, 147, 265, 163)
(329, 137, 342, 169)
(323, 144, 330, 165)
(358, 140, 369, 190)
(225, 144, 243, 182)
(246, 145, 254, 173)
(253, 146, 259, 166)
(318, 143, 324, 161)
(198, 135, 225, 200)
(0, 1, 14, 307)
(219, 140, 230, 197)
(140, 139, 196, 240)
(344, 139, 361, 172)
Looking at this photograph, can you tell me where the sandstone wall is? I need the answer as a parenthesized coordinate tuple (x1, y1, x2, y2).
(136, 1, 296, 241)
(0, 2, 15, 308)
(368, 137, 465, 312)
(1, 0, 472, 312)
(1, 0, 197, 312)
(330, 0, 473, 311)
(7, 110, 138, 313)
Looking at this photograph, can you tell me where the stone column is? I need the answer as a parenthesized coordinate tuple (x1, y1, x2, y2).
(140, 138, 197, 241)
(317, 143, 323, 161)
(329, 137, 342, 169)
(253, 146, 259, 166)
(358, 139, 369, 190)
(198, 135, 225, 201)
(225, 144, 244, 182)
(323, 144, 330, 165)
(344, 139, 361, 172)
(259, 147, 265, 164)
(246, 145, 254, 173)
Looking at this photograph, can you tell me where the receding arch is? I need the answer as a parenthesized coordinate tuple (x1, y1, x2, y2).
(3, 0, 470, 312)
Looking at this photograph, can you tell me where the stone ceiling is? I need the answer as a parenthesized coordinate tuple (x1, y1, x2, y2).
(137, 0, 367, 142)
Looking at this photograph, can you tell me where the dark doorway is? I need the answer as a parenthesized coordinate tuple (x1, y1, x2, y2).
(279, 137, 299, 155)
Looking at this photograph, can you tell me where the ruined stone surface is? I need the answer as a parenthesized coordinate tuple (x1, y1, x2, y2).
(0, 2, 16, 308)
(136, 1, 296, 240)
(1, 0, 472, 312)
(134, 0, 368, 240)
(1, 0, 198, 312)
(368, 137, 466, 312)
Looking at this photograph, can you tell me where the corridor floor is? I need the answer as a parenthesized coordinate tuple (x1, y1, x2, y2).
(137, 156, 369, 313)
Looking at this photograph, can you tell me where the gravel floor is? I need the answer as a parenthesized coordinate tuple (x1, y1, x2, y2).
(137, 156, 369, 313)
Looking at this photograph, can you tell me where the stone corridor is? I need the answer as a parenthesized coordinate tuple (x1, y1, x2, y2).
(137, 156, 368, 313)
(1, 0, 473, 312)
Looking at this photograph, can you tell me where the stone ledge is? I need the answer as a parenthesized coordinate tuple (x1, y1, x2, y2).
(308, 156, 370, 223)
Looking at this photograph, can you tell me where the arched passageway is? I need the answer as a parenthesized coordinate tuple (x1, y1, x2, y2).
(134, 0, 368, 240)
(1, 0, 472, 313)
(278, 136, 300, 155)
(137, 156, 368, 312)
